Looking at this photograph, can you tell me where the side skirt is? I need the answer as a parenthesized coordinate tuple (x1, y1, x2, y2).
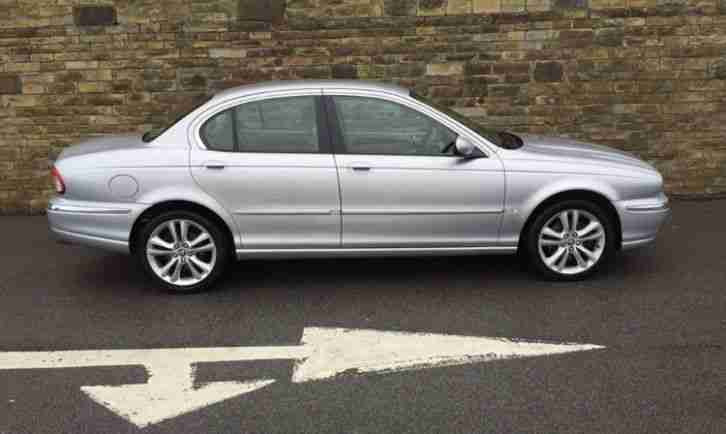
(235, 246, 518, 260)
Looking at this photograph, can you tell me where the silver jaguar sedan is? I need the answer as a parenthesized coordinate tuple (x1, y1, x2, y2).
(48, 80, 669, 292)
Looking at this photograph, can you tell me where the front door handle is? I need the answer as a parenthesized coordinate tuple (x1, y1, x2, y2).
(204, 162, 226, 170)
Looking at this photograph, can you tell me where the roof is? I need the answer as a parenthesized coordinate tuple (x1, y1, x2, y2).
(213, 79, 410, 100)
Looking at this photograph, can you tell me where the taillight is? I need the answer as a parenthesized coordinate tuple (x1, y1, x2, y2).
(51, 166, 65, 195)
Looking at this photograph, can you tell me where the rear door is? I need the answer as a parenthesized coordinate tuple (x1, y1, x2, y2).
(190, 90, 341, 249)
(324, 91, 505, 248)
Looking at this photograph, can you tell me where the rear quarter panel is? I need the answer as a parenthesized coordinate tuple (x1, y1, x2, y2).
(56, 147, 189, 203)
(53, 146, 241, 249)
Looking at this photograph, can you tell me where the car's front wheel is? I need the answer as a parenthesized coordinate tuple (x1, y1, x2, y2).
(524, 200, 616, 281)
(137, 211, 230, 293)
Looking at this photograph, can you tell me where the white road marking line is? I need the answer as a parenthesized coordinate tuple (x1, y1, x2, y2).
(0, 327, 604, 429)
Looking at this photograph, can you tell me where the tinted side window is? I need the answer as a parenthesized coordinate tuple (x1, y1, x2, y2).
(200, 96, 321, 153)
(331, 96, 457, 156)
(236, 96, 319, 153)
(200, 110, 235, 151)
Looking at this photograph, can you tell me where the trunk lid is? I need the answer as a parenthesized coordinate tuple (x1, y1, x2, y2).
(56, 134, 146, 161)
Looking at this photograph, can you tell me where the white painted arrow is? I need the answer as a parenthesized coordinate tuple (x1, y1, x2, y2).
(292, 327, 604, 382)
(81, 363, 275, 428)
(0, 327, 603, 429)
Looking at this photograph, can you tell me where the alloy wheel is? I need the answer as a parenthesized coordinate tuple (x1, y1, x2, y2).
(145, 219, 217, 287)
(537, 209, 606, 276)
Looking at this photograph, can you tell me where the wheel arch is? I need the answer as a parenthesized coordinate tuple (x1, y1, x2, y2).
(129, 200, 236, 256)
(518, 189, 622, 252)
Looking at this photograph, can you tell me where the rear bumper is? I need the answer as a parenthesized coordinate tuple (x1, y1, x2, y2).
(50, 226, 130, 253)
(47, 198, 143, 254)
(617, 194, 671, 251)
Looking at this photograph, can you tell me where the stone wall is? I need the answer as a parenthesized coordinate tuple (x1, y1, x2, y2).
(1, 0, 726, 213)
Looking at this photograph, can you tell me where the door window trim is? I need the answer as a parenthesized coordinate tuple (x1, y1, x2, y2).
(191, 90, 332, 154)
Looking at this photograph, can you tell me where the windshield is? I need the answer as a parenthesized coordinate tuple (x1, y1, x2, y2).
(410, 91, 502, 146)
(142, 95, 213, 143)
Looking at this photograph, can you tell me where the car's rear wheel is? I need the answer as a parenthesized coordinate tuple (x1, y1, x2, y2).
(137, 210, 230, 293)
(524, 200, 616, 281)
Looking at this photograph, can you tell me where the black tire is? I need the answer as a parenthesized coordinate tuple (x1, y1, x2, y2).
(136, 210, 231, 293)
(523, 199, 616, 281)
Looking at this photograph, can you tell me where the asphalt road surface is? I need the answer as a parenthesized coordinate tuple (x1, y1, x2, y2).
(1, 199, 725, 434)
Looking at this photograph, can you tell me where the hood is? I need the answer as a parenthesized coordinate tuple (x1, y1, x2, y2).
(56, 134, 146, 161)
(512, 134, 656, 172)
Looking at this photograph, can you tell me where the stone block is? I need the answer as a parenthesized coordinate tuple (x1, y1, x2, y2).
(426, 62, 465, 76)
(419, 0, 448, 15)
(210, 48, 246, 58)
(656, 0, 687, 14)
(78, 82, 110, 93)
(332, 64, 358, 79)
(65, 61, 99, 70)
(552, 0, 588, 8)
(73, 6, 117, 26)
(534, 61, 564, 82)
(527, 0, 552, 11)
(473, 0, 501, 12)
(0, 75, 21, 95)
(501, 0, 526, 11)
(385, 0, 418, 15)
(238, 0, 286, 23)
(589, 0, 626, 8)
(447, 0, 473, 13)
(708, 59, 726, 80)
(594, 28, 624, 47)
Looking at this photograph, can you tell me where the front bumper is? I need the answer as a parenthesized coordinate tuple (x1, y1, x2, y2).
(47, 198, 144, 254)
(617, 193, 671, 251)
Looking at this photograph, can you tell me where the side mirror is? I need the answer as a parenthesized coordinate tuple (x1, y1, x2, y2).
(454, 137, 479, 158)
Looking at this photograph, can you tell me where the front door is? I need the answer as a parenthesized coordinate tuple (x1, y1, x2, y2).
(190, 93, 341, 249)
(326, 94, 505, 248)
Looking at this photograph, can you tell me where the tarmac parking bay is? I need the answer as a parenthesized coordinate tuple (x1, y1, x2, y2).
(1, 200, 725, 434)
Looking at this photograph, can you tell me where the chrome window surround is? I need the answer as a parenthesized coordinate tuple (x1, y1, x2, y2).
(187, 87, 499, 157)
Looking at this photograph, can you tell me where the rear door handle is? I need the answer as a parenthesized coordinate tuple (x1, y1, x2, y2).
(350, 163, 371, 172)
(204, 162, 226, 170)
